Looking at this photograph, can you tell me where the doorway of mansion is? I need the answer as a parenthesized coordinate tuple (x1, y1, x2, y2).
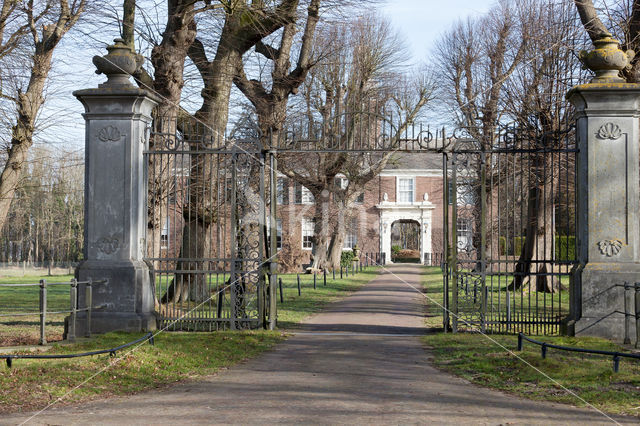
(390, 220, 420, 262)
(378, 195, 435, 264)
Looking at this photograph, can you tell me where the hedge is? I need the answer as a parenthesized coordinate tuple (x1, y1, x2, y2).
(498, 235, 575, 260)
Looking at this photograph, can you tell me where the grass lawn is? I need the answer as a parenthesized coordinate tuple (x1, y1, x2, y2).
(0, 266, 380, 414)
(421, 266, 640, 417)
(0, 331, 284, 414)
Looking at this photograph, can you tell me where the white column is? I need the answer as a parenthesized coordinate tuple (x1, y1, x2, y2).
(381, 219, 391, 264)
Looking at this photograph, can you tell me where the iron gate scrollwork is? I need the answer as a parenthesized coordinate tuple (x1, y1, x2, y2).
(144, 118, 268, 331)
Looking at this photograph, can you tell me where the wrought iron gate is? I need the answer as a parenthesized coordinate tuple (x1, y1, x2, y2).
(443, 126, 578, 335)
(144, 120, 268, 331)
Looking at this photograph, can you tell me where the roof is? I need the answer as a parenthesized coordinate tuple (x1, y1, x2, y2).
(384, 152, 442, 170)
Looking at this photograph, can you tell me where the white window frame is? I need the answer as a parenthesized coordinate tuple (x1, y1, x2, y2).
(343, 219, 358, 250)
(266, 218, 283, 250)
(276, 178, 287, 205)
(276, 219, 282, 250)
(302, 219, 314, 250)
(397, 177, 415, 203)
(456, 218, 470, 233)
(456, 218, 472, 249)
(160, 219, 169, 249)
(301, 186, 314, 204)
(337, 176, 348, 189)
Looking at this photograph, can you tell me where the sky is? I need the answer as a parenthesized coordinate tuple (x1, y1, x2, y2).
(380, 0, 496, 63)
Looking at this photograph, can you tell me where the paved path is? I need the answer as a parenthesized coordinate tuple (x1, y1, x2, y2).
(2, 264, 630, 425)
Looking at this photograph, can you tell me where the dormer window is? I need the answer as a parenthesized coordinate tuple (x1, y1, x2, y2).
(397, 177, 414, 203)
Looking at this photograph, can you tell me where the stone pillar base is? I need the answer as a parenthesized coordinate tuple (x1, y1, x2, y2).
(65, 312, 157, 339)
(574, 262, 640, 342)
(67, 260, 157, 336)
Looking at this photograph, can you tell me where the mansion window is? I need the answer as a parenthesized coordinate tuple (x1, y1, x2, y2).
(294, 182, 315, 204)
(336, 176, 364, 204)
(398, 177, 414, 203)
(266, 218, 282, 250)
(457, 183, 475, 206)
(277, 177, 289, 205)
(456, 218, 470, 233)
(343, 218, 358, 250)
(161, 219, 169, 249)
(456, 218, 472, 249)
(302, 219, 314, 249)
(336, 177, 349, 190)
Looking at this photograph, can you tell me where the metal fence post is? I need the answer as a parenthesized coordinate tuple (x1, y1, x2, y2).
(39, 279, 47, 345)
(635, 282, 640, 349)
(340, 266, 343, 279)
(323, 269, 327, 286)
(68, 278, 77, 341)
(279, 278, 284, 303)
(313, 273, 316, 290)
(86, 278, 93, 338)
(624, 282, 631, 344)
(297, 274, 301, 296)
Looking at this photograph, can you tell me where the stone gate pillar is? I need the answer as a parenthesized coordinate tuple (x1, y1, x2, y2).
(566, 34, 640, 341)
(70, 38, 159, 335)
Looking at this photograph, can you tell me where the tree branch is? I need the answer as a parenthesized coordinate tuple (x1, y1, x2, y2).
(255, 40, 279, 60)
(187, 37, 210, 81)
(573, 0, 609, 43)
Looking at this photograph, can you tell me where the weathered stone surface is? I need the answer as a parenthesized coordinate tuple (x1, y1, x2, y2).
(68, 70, 160, 336)
(567, 84, 640, 342)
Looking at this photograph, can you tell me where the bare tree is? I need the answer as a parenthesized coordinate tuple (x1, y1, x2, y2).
(279, 14, 435, 270)
(503, 0, 582, 292)
(435, 0, 528, 271)
(0, 0, 86, 235)
(162, 0, 301, 303)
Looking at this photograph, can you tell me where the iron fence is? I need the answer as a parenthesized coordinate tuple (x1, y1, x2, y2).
(444, 125, 578, 335)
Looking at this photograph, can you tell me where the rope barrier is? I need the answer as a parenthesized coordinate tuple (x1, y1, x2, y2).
(517, 332, 640, 372)
(1, 332, 155, 368)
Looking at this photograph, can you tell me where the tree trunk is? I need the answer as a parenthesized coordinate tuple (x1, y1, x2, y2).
(310, 189, 331, 271)
(0, 49, 53, 234)
(162, 35, 238, 304)
(509, 156, 558, 293)
(327, 202, 348, 269)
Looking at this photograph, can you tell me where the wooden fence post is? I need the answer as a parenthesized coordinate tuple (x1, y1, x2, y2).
(39, 279, 47, 345)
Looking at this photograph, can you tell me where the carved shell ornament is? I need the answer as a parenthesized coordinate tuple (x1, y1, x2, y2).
(596, 122, 622, 140)
(598, 239, 622, 257)
(97, 237, 119, 255)
(98, 125, 122, 142)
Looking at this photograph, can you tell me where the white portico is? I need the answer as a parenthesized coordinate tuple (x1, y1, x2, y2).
(377, 191, 436, 264)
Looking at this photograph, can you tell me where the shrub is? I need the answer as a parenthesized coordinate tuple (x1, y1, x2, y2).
(340, 250, 355, 267)
(391, 245, 401, 257)
(498, 235, 575, 260)
(555, 235, 576, 260)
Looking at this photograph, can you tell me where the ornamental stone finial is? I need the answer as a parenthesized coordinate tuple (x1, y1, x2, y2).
(578, 32, 635, 83)
(92, 37, 143, 87)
